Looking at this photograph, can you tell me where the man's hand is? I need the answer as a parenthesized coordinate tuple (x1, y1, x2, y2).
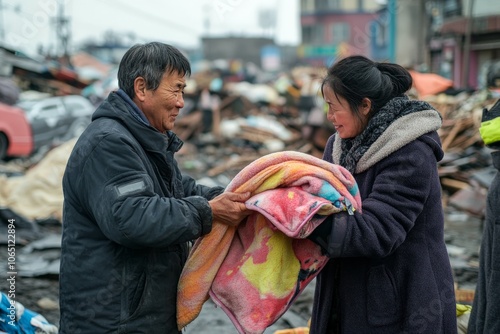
(209, 192, 252, 227)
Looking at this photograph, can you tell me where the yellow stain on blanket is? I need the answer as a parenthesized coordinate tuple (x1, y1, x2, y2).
(237, 218, 300, 298)
(253, 169, 286, 193)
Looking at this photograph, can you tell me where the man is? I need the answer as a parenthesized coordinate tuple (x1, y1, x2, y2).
(59, 42, 250, 334)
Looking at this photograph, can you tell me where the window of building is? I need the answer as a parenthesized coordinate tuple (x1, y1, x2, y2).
(315, 0, 340, 11)
(331, 23, 350, 44)
(443, 0, 461, 18)
(302, 25, 324, 44)
(301, 0, 315, 13)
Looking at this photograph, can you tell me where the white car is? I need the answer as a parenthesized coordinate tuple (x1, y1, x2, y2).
(16, 95, 95, 152)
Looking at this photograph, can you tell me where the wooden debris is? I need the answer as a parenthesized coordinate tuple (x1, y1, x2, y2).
(448, 187, 487, 217)
(441, 178, 471, 191)
(174, 111, 203, 141)
(206, 155, 260, 177)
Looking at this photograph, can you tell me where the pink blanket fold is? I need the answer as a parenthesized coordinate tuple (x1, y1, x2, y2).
(177, 151, 361, 334)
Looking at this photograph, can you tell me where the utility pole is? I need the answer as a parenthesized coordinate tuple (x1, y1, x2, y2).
(462, 0, 475, 88)
(53, 0, 71, 61)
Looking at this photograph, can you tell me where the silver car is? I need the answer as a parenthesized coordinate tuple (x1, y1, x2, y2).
(17, 95, 94, 152)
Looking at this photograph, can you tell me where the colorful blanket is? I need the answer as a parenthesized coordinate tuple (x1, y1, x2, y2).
(177, 151, 361, 334)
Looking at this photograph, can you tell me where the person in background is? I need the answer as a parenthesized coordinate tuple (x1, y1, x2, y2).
(307, 55, 457, 333)
(59, 42, 250, 334)
(468, 99, 500, 333)
(197, 77, 221, 135)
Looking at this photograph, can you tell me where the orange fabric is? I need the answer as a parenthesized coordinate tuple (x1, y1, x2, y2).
(273, 328, 309, 334)
(409, 70, 453, 98)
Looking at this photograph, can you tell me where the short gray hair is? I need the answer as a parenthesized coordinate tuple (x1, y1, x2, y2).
(118, 42, 191, 98)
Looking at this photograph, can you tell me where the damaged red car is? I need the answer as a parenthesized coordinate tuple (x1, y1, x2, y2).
(0, 102, 33, 159)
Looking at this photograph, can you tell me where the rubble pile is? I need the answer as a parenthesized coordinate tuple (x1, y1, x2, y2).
(430, 91, 498, 218)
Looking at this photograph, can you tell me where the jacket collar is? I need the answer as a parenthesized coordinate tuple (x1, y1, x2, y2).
(93, 91, 184, 155)
(116, 89, 150, 126)
(332, 109, 443, 174)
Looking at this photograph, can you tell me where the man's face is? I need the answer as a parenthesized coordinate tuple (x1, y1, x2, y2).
(141, 71, 186, 133)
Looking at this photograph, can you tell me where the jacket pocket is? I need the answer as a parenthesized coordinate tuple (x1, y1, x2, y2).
(366, 265, 400, 326)
(126, 271, 148, 320)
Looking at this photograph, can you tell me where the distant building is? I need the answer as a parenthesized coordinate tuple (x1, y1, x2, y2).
(202, 36, 272, 68)
(393, 0, 430, 69)
(201, 36, 298, 72)
(428, 0, 500, 89)
(80, 43, 130, 65)
(299, 0, 384, 66)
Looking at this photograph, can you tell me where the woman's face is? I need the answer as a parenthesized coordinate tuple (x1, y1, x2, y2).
(322, 85, 366, 139)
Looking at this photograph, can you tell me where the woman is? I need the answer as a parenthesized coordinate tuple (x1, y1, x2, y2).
(307, 55, 457, 333)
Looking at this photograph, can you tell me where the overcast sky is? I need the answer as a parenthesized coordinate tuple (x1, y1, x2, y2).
(1, 0, 300, 56)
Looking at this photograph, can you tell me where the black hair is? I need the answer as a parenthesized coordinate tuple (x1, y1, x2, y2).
(322, 55, 412, 125)
(118, 42, 191, 99)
